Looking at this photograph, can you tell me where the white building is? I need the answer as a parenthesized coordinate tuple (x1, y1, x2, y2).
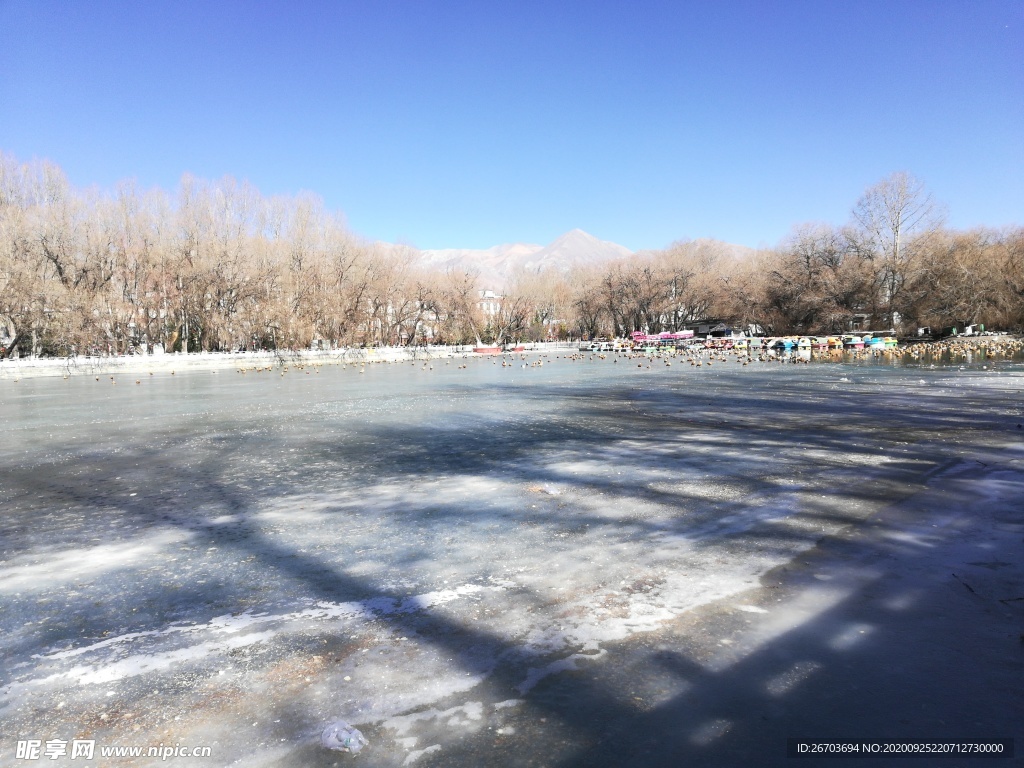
(477, 289, 502, 317)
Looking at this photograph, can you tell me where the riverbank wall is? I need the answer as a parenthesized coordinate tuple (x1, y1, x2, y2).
(0, 343, 582, 380)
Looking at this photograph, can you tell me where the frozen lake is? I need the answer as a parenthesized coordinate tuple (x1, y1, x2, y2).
(2, 353, 1023, 766)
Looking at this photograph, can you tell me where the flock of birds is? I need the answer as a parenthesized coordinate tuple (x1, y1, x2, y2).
(218, 335, 1024, 378)
(906, 336, 1024, 360)
(10, 336, 1022, 385)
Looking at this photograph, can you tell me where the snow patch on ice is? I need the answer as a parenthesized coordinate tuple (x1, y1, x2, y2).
(0, 530, 192, 592)
(517, 649, 607, 694)
(384, 701, 485, 737)
(403, 744, 442, 765)
(493, 698, 524, 709)
(10, 630, 276, 692)
(8, 584, 501, 696)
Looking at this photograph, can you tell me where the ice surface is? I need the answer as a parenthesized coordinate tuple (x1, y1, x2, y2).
(2, 354, 1023, 765)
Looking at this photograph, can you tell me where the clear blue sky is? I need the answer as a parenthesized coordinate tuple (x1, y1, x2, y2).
(1, 0, 1021, 251)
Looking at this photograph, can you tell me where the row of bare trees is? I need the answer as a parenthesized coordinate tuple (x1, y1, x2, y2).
(516, 173, 1023, 340)
(2, 155, 1022, 358)
(0, 154, 496, 357)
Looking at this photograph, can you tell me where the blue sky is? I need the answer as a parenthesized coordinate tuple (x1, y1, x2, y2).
(1, 0, 1021, 251)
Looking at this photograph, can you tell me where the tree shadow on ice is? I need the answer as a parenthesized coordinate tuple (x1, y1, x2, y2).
(408, 485, 1024, 768)
(0, 370, 970, 667)
(3, 369, 1022, 766)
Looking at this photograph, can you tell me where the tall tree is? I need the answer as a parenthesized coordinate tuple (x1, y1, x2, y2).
(850, 172, 945, 328)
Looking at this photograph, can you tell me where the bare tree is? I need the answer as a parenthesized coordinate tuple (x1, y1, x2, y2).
(657, 241, 724, 329)
(436, 268, 484, 344)
(509, 269, 572, 341)
(5, 152, 1020, 357)
(760, 224, 876, 333)
(485, 274, 534, 346)
(568, 266, 607, 339)
(995, 227, 1024, 329)
(851, 172, 945, 329)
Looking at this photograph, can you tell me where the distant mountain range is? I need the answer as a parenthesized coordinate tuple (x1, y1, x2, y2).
(408, 229, 634, 289)
(378, 229, 754, 289)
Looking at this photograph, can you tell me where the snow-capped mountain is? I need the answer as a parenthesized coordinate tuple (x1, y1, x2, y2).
(412, 229, 634, 288)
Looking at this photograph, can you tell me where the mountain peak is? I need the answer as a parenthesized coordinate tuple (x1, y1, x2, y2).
(532, 230, 632, 264)
(554, 228, 599, 243)
(408, 230, 633, 289)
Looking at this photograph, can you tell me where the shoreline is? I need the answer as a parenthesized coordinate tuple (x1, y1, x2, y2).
(0, 343, 574, 380)
(1, 335, 1021, 380)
